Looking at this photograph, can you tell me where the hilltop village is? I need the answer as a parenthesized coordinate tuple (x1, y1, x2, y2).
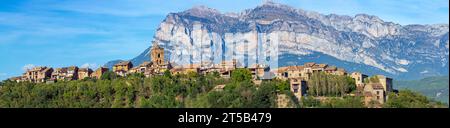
(8, 42, 394, 107)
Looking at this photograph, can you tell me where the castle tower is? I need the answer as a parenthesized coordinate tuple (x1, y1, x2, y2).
(151, 42, 164, 66)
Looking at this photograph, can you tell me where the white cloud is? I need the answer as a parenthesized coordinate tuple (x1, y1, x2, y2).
(420, 70, 429, 74)
(22, 64, 35, 71)
(395, 67, 408, 73)
(81, 63, 98, 69)
(397, 59, 410, 65)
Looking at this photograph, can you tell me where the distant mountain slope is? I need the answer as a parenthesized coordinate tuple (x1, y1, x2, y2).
(395, 76, 449, 104)
(105, 1, 449, 80)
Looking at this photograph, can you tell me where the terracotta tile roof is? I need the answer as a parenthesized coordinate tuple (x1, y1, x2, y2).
(9, 76, 21, 81)
(325, 66, 337, 71)
(78, 68, 92, 72)
(304, 62, 316, 67)
(182, 64, 201, 69)
(313, 64, 328, 68)
(275, 67, 289, 73)
(29, 66, 48, 72)
(54, 68, 68, 73)
(286, 66, 304, 71)
(139, 61, 152, 67)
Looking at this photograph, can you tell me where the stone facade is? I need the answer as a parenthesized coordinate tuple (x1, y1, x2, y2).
(170, 64, 200, 75)
(350, 72, 368, 88)
(23, 67, 53, 83)
(364, 83, 386, 107)
(290, 78, 308, 100)
(248, 64, 269, 80)
(78, 68, 93, 80)
(92, 67, 109, 79)
(51, 66, 79, 81)
(375, 75, 393, 92)
(113, 61, 133, 77)
(275, 63, 347, 81)
(151, 43, 165, 66)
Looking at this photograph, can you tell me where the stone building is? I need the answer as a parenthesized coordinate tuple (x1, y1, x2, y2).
(24, 66, 53, 83)
(324, 66, 337, 74)
(375, 75, 393, 92)
(219, 59, 238, 78)
(170, 64, 200, 75)
(92, 67, 109, 79)
(113, 61, 133, 77)
(78, 68, 93, 80)
(67, 66, 79, 80)
(273, 62, 356, 102)
(51, 66, 79, 81)
(334, 68, 347, 76)
(149, 43, 172, 75)
(311, 63, 328, 73)
(290, 78, 308, 100)
(195, 60, 241, 78)
(248, 64, 269, 80)
(170, 66, 185, 75)
(128, 61, 153, 76)
(350, 72, 368, 89)
(51, 67, 67, 81)
(8, 76, 24, 83)
(151, 43, 165, 66)
(364, 83, 386, 107)
(200, 64, 221, 75)
(275, 62, 348, 81)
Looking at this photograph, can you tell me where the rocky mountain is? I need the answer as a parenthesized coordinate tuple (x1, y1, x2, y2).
(105, 2, 449, 80)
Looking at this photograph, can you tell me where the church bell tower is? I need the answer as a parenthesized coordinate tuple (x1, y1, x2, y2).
(151, 42, 164, 66)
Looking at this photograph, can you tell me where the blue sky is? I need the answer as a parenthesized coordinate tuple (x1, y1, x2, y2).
(0, 0, 448, 80)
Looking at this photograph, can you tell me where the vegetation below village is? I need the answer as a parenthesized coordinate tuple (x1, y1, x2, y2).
(0, 69, 447, 108)
(394, 76, 449, 104)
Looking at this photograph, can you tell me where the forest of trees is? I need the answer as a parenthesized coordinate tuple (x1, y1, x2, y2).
(384, 90, 447, 108)
(0, 69, 446, 108)
(307, 72, 356, 97)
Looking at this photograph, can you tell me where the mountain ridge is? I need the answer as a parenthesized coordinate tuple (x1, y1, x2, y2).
(105, 2, 449, 80)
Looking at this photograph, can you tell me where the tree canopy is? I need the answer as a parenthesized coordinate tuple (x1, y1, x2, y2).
(0, 71, 445, 108)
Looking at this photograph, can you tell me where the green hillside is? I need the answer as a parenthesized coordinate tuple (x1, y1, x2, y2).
(395, 76, 449, 104)
(0, 70, 446, 108)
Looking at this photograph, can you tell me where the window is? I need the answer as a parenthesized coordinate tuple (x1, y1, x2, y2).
(377, 96, 380, 100)
(294, 89, 298, 93)
(376, 91, 380, 95)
